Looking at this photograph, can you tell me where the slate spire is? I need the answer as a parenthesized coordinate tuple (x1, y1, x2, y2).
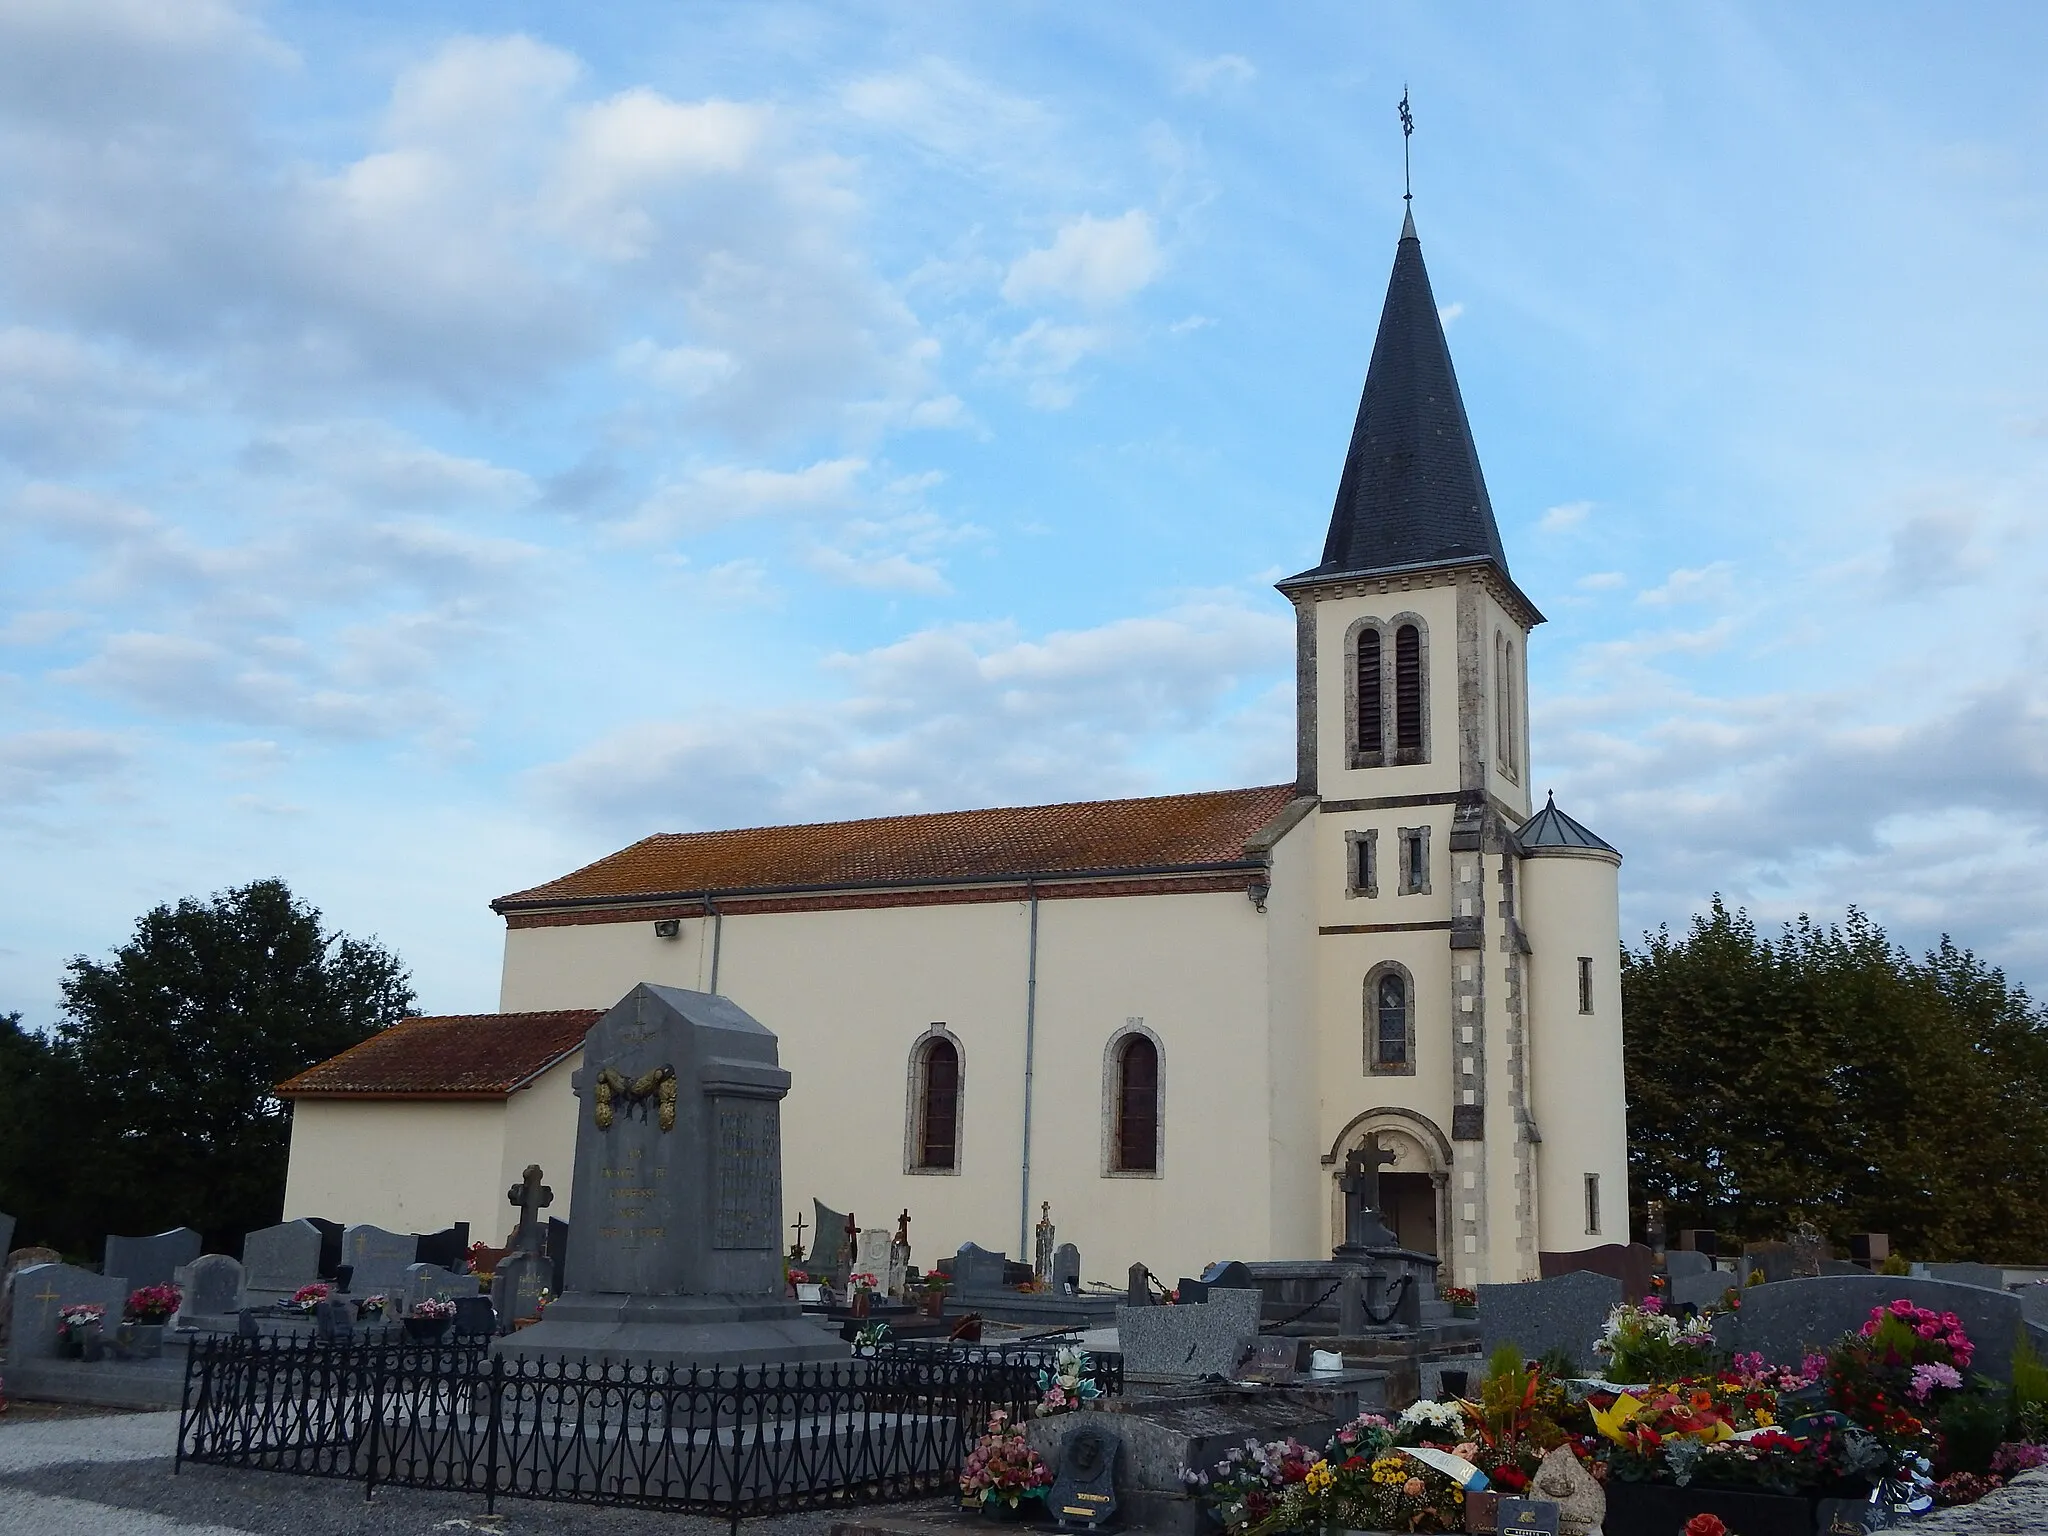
(1299, 210, 1509, 581)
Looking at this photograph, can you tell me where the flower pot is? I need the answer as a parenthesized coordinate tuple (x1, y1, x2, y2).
(851, 1292, 872, 1318)
(1452, 1303, 1477, 1318)
(404, 1316, 450, 1343)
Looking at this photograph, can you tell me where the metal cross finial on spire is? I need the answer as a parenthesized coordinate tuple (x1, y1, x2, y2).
(1398, 86, 1414, 204)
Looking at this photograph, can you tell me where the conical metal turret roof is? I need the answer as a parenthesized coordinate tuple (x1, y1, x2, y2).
(1514, 792, 1620, 860)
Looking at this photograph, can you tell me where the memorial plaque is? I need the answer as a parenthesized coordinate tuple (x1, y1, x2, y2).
(1233, 1336, 1301, 1382)
(713, 1101, 780, 1249)
(1493, 1497, 1560, 1534)
(1048, 1425, 1119, 1530)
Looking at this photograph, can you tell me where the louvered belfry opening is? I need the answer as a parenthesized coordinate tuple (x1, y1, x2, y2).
(1357, 627, 1383, 753)
(1394, 624, 1422, 753)
(917, 1038, 959, 1169)
(1116, 1035, 1159, 1172)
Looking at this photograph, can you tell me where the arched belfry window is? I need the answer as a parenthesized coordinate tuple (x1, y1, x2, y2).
(1357, 627, 1383, 755)
(1102, 1023, 1164, 1176)
(1364, 963, 1417, 1076)
(1394, 624, 1423, 755)
(905, 1027, 964, 1174)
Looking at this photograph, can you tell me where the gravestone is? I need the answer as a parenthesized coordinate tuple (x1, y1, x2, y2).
(492, 1250, 549, 1325)
(1714, 1275, 2043, 1385)
(1670, 1268, 1732, 1312)
(853, 1228, 894, 1290)
(241, 1219, 322, 1301)
(403, 1261, 478, 1313)
(1673, 1229, 1717, 1255)
(1789, 1223, 1828, 1279)
(1334, 1139, 1401, 1253)
(174, 1254, 244, 1322)
(506, 1165, 552, 1256)
(313, 1298, 354, 1343)
(545, 1217, 571, 1296)
(306, 1217, 345, 1280)
(1741, 1241, 1794, 1286)
(500, 982, 844, 1367)
(1047, 1422, 1120, 1529)
(1926, 1262, 2004, 1291)
(807, 1199, 852, 1272)
(452, 1295, 497, 1339)
(0, 1210, 13, 1259)
(1052, 1243, 1082, 1294)
(1117, 1287, 1263, 1380)
(415, 1222, 471, 1272)
(1664, 1249, 1712, 1282)
(2017, 1283, 2048, 1331)
(1200, 1259, 1254, 1291)
(1478, 1271, 1621, 1376)
(9, 1262, 128, 1360)
(1539, 1243, 1654, 1303)
(340, 1224, 419, 1295)
(104, 1227, 202, 1289)
(954, 1242, 1010, 1295)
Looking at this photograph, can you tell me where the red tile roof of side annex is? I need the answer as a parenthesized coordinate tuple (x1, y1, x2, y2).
(276, 1009, 603, 1100)
(491, 783, 1300, 911)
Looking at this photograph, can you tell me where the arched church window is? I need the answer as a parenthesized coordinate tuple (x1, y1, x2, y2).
(1357, 627, 1382, 755)
(908, 1032, 962, 1172)
(1394, 624, 1423, 755)
(1115, 1035, 1159, 1173)
(1364, 963, 1417, 1075)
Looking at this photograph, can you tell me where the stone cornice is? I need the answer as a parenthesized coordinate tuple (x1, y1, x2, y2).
(1276, 557, 1544, 631)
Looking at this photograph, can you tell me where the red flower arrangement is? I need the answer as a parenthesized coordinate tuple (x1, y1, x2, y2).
(125, 1283, 181, 1322)
(1682, 1515, 1728, 1536)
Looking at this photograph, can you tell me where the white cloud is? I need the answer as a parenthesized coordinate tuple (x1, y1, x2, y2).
(623, 458, 868, 540)
(0, 728, 132, 808)
(1636, 561, 1735, 606)
(985, 320, 1109, 409)
(1002, 212, 1162, 309)
(1539, 499, 1591, 532)
(1437, 301, 1465, 326)
(1178, 55, 1256, 95)
(840, 56, 1057, 174)
(1881, 506, 1988, 597)
(1577, 571, 1627, 591)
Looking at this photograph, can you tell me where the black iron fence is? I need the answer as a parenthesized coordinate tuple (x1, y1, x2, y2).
(177, 1335, 1121, 1523)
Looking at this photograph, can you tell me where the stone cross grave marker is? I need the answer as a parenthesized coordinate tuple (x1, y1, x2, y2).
(1790, 1223, 1827, 1279)
(13, 1263, 128, 1360)
(788, 1209, 808, 1260)
(341, 1224, 419, 1295)
(1052, 1243, 1081, 1294)
(104, 1227, 202, 1290)
(508, 1164, 553, 1255)
(174, 1254, 244, 1321)
(241, 1220, 322, 1302)
(1336, 1139, 1400, 1252)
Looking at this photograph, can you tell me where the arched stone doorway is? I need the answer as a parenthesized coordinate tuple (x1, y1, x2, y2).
(1324, 1109, 1452, 1266)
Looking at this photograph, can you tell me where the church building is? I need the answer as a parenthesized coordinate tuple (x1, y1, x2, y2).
(280, 210, 1628, 1288)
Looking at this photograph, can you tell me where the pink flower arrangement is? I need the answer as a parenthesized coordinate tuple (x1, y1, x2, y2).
(125, 1283, 182, 1322)
(959, 1409, 1052, 1508)
(1908, 1362, 1963, 1402)
(849, 1272, 879, 1295)
(288, 1283, 331, 1313)
(1860, 1299, 1974, 1370)
(411, 1297, 457, 1321)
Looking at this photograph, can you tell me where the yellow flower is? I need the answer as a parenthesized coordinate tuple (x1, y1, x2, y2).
(1303, 1461, 1334, 1494)
(1371, 1455, 1409, 1487)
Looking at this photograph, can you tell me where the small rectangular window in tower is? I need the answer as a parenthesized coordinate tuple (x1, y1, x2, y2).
(1578, 956, 1594, 1014)
(1584, 1173, 1601, 1236)
(1402, 830, 1427, 893)
(1348, 830, 1378, 898)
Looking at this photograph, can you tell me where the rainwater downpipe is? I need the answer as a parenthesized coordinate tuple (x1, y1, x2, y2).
(1018, 878, 1041, 1256)
(706, 893, 724, 995)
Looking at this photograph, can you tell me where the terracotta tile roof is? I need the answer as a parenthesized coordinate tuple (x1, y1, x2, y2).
(494, 784, 1300, 911)
(277, 1009, 602, 1100)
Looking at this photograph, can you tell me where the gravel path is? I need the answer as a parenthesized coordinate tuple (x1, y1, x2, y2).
(0, 1406, 949, 1536)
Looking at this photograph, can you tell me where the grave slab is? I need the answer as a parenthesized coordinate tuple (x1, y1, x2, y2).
(103, 1227, 201, 1290)
(1118, 1288, 1262, 1381)
(952, 1242, 1009, 1295)
(1478, 1271, 1621, 1375)
(172, 1254, 243, 1324)
(240, 1219, 322, 1304)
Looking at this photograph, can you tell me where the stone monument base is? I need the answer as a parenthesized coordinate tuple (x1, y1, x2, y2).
(497, 1291, 848, 1370)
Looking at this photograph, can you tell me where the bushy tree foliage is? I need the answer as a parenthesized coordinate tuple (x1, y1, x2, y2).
(1624, 900, 2048, 1262)
(0, 879, 414, 1257)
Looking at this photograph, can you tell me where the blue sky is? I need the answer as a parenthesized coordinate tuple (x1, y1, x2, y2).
(4, 2, 2047, 1020)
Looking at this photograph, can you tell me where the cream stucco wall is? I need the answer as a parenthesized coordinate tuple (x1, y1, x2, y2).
(284, 1098, 510, 1242)
(1521, 850, 1630, 1256)
(493, 878, 1294, 1285)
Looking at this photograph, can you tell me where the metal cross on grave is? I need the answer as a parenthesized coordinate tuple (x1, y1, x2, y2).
(1338, 1137, 1401, 1252)
(507, 1163, 553, 1255)
(894, 1209, 910, 1248)
(790, 1211, 809, 1260)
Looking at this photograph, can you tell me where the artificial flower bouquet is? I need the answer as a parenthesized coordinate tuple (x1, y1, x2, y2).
(124, 1283, 181, 1323)
(1823, 1299, 1972, 1448)
(959, 1409, 1052, 1510)
(1188, 1410, 1473, 1535)
(354, 1293, 388, 1317)
(56, 1302, 104, 1341)
(849, 1271, 880, 1296)
(1033, 1345, 1104, 1417)
(410, 1296, 458, 1322)
(1439, 1285, 1477, 1308)
(1593, 1298, 1719, 1383)
(286, 1282, 330, 1314)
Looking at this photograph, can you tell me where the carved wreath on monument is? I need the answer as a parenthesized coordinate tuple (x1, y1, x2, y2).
(593, 1064, 678, 1130)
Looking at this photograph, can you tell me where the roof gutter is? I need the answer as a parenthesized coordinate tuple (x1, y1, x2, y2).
(491, 858, 1269, 916)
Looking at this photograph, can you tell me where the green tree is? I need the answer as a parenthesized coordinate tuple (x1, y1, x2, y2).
(0, 1011, 86, 1256)
(54, 878, 415, 1255)
(1624, 900, 2048, 1262)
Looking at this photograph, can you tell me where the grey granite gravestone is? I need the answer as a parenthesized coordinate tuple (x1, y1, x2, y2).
(499, 983, 844, 1368)
(1478, 1271, 1621, 1375)
(1053, 1243, 1082, 1293)
(1926, 1262, 2005, 1292)
(1670, 1269, 1731, 1312)
(1742, 1241, 1794, 1286)
(403, 1262, 479, 1313)
(0, 1210, 14, 1259)
(1117, 1287, 1263, 1380)
(492, 1250, 550, 1325)
(545, 1217, 571, 1295)
(1713, 1275, 2045, 1384)
(340, 1224, 418, 1294)
(174, 1254, 244, 1322)
(2018, 1283, 2048, 1330)
(313, 1298, 355, 1342)
(1665, 1249, 1712, 1282)
(104, 1227, 201, 1290)
(8, 1263, 128, 1360)
(954, 1242, 1009, 1295)
(807, 1199, 851, 1271)
(241, 1219, 322, 1302)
